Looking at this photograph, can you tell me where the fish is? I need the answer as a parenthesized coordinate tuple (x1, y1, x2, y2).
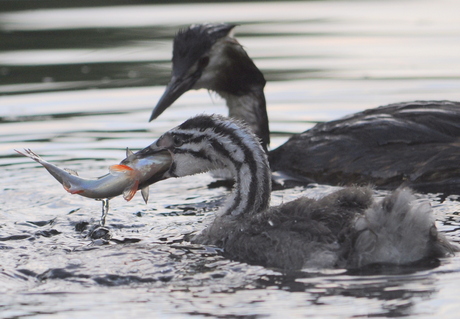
(15, 148, 172, 203)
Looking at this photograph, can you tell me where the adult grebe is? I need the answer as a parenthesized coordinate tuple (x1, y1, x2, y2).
(149, 23, 460, 194)
(138, 114, 456, 270)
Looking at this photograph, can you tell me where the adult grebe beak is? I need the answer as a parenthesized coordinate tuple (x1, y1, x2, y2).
(149, 74, 198, 122)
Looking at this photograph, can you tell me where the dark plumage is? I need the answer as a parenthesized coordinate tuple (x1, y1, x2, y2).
(149, 23, 460, 194)
(270, 100, 460, 193)
(140, 114, 456, 270)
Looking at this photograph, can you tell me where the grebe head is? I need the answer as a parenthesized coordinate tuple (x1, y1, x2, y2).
(150, 24, 237, 122)
(150, 23, 269, 151)
(141, 114, 271, 216)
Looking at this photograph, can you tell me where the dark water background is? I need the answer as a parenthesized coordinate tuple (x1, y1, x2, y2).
(1, 0, 460, 317)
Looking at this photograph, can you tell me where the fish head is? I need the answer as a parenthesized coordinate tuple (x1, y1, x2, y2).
(121, 146, 172, 188)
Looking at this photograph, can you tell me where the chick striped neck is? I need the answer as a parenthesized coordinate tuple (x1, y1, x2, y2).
(170, 115, 271, 217)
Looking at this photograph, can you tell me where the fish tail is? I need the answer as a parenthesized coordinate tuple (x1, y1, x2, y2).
(16, 148, 70, 186)
(15, 148, 44, 164)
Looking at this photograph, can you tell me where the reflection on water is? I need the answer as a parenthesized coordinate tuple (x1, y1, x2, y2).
(1, 0, 460, 96)
(1, 0, 460, 318)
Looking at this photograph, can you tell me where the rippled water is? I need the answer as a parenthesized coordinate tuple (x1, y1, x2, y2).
(1, 0, 460, 318)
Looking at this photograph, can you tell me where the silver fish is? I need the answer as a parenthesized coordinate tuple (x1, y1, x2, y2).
(15, 148, 171, 203)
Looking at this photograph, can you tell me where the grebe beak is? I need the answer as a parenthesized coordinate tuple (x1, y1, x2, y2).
(149, 74, 197, 122)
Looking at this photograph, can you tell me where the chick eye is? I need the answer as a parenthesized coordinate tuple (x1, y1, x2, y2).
(198, 56, 209, 69)
(172, 135, 183, 147)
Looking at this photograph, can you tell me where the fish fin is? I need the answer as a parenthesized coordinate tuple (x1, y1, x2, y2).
(64, 168, 79, 176)
(109, 164, 134, 173)
(126, 147, 134, 157)
(63, 182, 84, 194)
(123, 180, 139, 201)
(141, 186, 149, 204)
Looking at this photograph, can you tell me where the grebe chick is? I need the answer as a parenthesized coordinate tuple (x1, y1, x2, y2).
(140, 114, 456, 270)
(149, 23, 460, 194)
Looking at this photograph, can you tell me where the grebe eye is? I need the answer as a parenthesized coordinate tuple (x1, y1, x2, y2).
(198, 56, 209, 69)
(173, 135, 183, 147)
